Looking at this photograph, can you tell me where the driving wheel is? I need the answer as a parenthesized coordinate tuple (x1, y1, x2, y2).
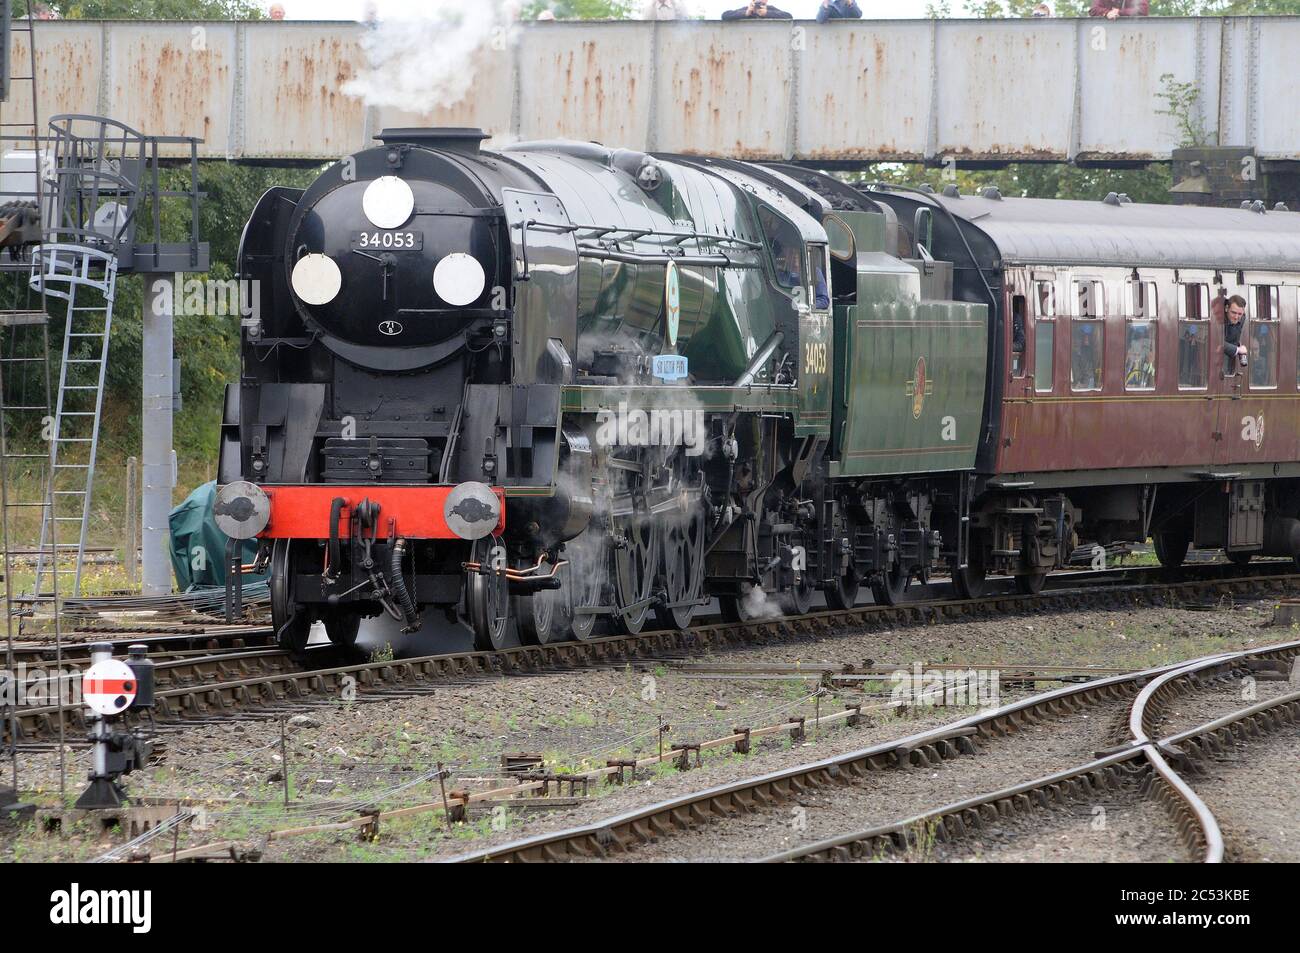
(468, 538, 510, 651)
(655, 498, 707, 630)
(270, 538, 313, 654)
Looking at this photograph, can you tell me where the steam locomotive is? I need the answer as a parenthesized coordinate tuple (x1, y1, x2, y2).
(217, 126, 1300, 654)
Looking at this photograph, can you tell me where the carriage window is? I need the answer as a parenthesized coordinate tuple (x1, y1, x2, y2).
(1070, 318, 1103, 391)
(1011, 294, 1027, 377)
(1076, 280, 1104, 318)
(1254, 285, 1279, 321)
(1034, 281, 1055, 318)
(1180, 283, 1209, 319)
(1124, 320, 1156, 391)
(1035, 314, 1055, 393)
(1249, 286, 1279, 389)
(1177, 283, 1210, 389)
(1130, 281, 1158, 318)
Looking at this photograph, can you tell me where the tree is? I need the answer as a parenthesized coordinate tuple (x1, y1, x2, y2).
(847, 161, 1172, 205)
(970, 0, 1300, 13)
(45, 0, 264, 17)
(521, 0, 636, 19)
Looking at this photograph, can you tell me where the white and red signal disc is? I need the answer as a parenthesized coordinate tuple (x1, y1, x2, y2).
(82, 659, 136, 716)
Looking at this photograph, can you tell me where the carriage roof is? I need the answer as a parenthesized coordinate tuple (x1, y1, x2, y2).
(920, 192, 1300, 275)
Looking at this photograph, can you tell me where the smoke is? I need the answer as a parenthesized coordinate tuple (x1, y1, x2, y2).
(343, 2, 521, 111)
(742, 583, 783, 620)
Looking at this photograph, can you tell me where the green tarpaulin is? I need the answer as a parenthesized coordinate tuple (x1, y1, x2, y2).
(169, 481, 267, 590)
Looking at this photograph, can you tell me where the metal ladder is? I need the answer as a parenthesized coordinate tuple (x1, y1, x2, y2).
(0, 10, 59, 622)
(24, 113, 145, 598)
(30, 244, 118, 597)
(0, 4, 66, 800)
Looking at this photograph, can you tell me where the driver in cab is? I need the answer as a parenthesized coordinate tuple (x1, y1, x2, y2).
(773, 240, 830, 310)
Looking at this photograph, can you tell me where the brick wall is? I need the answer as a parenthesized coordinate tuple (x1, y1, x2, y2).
(1171, 147, 1298, 210)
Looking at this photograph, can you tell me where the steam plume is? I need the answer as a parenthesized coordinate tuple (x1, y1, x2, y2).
(343, 2, 520, 111)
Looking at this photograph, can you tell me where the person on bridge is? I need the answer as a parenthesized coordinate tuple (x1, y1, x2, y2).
(1089, 0, 1149, 17)
(641, 0, 693, 18)
(817, 0, 863, 20)
(722, 1, 793, 19)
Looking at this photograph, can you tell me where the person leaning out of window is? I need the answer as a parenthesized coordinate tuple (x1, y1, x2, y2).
(1221, 294, 1248, 374)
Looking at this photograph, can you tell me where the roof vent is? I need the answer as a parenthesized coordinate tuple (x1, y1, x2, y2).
(375, 127, 489, 155)
(941, 185, 960, 198)
(1275, 202, 1291, 212)
(1103, 192, 1123, 206)
(981, 187, 1002, 200)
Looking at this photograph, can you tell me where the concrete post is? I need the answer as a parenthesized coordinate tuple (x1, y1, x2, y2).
(141, 274, 174, 595)
(124, 455, 138, 588)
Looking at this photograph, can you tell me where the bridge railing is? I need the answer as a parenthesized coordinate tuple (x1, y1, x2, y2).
(8, 17, 1297, 164)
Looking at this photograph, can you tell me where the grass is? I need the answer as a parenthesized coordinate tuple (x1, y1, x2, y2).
(0, 559, 139, 627)
(1, 447, 215, 556)
(899, 819, 940, 863)
(0, 442, 214, 613)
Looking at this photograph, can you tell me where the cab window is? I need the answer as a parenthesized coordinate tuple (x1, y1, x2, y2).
(823, 215, 856, 305)
(759, 207, 807, 305)
(807, 243, 830, 311)
(824, 214, 855, 262)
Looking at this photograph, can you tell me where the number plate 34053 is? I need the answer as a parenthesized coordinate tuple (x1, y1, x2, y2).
(351, 230, 423, 251)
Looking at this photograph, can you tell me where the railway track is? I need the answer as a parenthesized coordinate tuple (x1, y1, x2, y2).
(3, 627, 277, 667)
(444, 640, 1299, 863)
(4, 563, 1297, 747)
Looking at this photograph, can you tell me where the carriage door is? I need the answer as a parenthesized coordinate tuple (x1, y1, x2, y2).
(1009, 289, 1029, 391)
(1030, 274, 1057, 398)
(1212, 280, 1246, 465)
